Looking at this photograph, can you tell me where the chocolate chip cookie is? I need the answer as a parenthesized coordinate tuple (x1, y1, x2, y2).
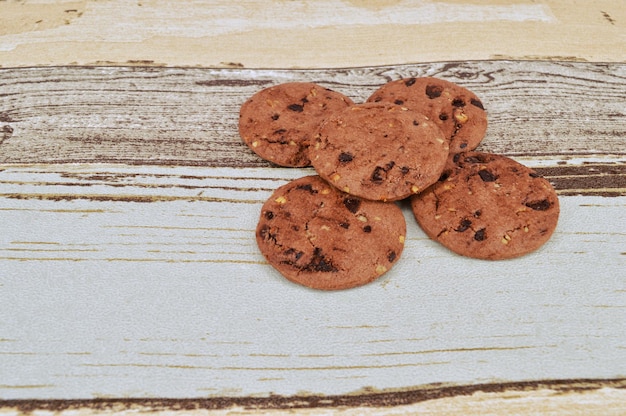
(310, 102, 449, 201)
(256, 175, 406, 290)
(410, 152, 560, 260)
(367, 77, 487, 153)
(239, 82, 354, 167)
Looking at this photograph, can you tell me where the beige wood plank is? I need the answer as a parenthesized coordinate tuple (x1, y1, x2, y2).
(0, 0, 625, 68)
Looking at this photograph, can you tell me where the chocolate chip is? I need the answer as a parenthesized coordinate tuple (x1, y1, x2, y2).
(473, 210, 482, 217)
(464, 154, 488, 164)
(413, 120, 419, 126)
(401, 166, 410, 175)
(339, 222, 350, 229)
(425, 85, 443, 99)
(439, 113, 449, 121)
(525, 199, 551, 211)
(459, 142, 467, 149)
(405, 78, 416, 87)
(453, 153, 461, 163)
(264, 211, 274, 220)
(470, 98, 485, 110)
(284, 248, 303, 260)
(385, 161, 395, 170)
(273, 128, 287, 135)
(338, 152, 354, 163)
(371, 166, 385, 183)
(311, 258, 336, 272)
(478, 169, 497, 182)
(296, 183, 317, 194)
(529, 171, 541, 178)
(258, 224, 276, 242)
(271, 114, 280, 120)
(474, 228, 486, 241)
(287, 103, 304, 112)
(394, 99, 404, 105)
(343, 197, 361, 213)
(455, 219, 472, 232)
(306, 247, 338, 273)
(452, 98, 465, 107)
(388, 250, 397, 262)
(438, 171, 451, 182)
(363, 225, 372, 233)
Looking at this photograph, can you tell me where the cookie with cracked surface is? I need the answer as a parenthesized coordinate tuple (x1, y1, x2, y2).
(256, 175, 406, 290)
(239, 82, 354, 167)
(310, 102, 448, 201)
(367, 77, 487, 153)
(410, 152, 560, 260)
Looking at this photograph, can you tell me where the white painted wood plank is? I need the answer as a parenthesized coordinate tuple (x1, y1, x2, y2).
(1, 164, 624, 399)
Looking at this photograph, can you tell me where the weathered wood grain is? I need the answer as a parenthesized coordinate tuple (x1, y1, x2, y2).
(1, 62, 625, 407)
(3, 379, 626, 414)
(2, 1, 625, 412)
(1, 61, 625, 167)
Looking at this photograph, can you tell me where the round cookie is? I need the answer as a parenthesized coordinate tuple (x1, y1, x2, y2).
(310, 102, 449, 201)
(367, 77, 488, 153)
(411, 152, 560, 260)
(256, 175, 406, 290)
(239, 82, 354, 167)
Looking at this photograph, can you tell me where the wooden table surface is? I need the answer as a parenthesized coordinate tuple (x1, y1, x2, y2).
(1, 1, 625, 415)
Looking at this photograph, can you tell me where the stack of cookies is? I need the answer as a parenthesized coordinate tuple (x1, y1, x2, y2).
(239, 79, 560, 290)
